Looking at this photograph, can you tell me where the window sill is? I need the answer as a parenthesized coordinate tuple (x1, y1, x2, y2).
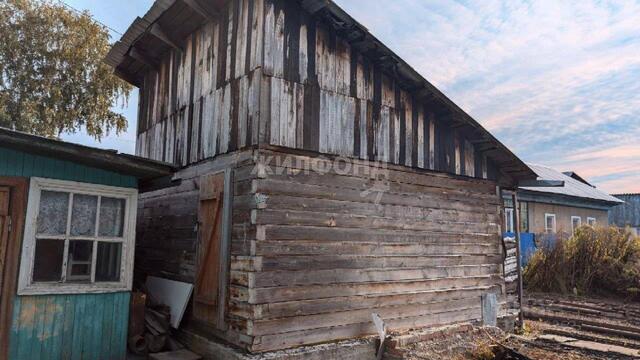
(17, 282, 130, 296)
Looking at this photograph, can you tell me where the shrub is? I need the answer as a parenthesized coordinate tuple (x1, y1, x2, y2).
(523, 226, 640, 297)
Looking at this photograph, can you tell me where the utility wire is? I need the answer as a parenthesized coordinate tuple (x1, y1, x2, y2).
(56, 0, 123, 36)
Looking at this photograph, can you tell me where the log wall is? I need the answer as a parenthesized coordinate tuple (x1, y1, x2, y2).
(136, 148, 507, 352)
(239, 149, 503, 351)
(135, 0, 498, 181)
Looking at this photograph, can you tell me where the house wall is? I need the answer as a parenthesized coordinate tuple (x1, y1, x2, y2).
(136, 148, 256, 348)
(8, 292, 130, 360)
(136, 147, 506, 352)
(528, 201, 608, 234)
(135, 0, 499, 181)
(0, 147, 138, 188)
(0, 146, 137, 360)
(609, 194, 640, 231)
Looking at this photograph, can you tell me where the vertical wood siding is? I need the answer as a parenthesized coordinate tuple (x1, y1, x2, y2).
(9, 292, 130, 360)
(0, 147, 137, 188)
(136, 0, 496, 180)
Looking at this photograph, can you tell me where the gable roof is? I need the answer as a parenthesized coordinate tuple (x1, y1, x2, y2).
(0, 127, 175, 181)
(105, 0, 536, 183)
(521, 164, 622, 205)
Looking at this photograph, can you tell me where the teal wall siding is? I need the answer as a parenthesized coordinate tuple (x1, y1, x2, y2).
(9, 292, 130, 360)
(0, 147, 137, 188)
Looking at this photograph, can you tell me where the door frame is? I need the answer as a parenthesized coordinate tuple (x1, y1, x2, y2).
(0, 177, 28, 360)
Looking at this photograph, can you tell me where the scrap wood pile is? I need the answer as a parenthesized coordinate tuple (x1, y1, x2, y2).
(524, 294, 640, 345)
(383, 324, 532, 360)
(128, 291, 199, 358)
(383, 322, 639, 359)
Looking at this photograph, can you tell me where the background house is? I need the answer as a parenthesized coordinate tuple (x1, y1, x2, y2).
(106, 0, 537, 355)
(503, 164, 623, 264)
(609, 194, 640, 236)
(0, 128, 172, 360)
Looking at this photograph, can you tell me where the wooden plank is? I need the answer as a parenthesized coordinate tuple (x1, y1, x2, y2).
(259, 254, 503, 271)
(263, 0, 275, 75)
(243, 275, 499, 303)
(252, 179, 500, 212)
(247, 297, 480, 336)
(242, 264, 500, 287)
(250, 307, 482, 352)
(248, 0, 264, 71)
(251, 240, 499, 257)
(273, 2, 285, 78)
(194, 173, 224, 324)
(253, 208, 499, 234)
(232, 286, 498, 320)
(256, 192, 499, 222)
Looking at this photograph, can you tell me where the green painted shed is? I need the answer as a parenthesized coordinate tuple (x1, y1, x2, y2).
(0, 128, 174, 360)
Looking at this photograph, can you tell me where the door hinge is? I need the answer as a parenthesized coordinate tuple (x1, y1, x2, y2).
(7, 217, 12, 234)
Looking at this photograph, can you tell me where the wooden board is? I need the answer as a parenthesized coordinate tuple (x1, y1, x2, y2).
(0, 178, 27, 360)
(0, 187, 9, 294)
(9, 292, 130, 360)
(193, 172, 226, 327)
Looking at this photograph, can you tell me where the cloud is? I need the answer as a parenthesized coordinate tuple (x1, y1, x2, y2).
(336, 0, 640, 194)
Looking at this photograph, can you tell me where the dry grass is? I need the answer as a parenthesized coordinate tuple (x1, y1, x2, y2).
(524, 226, 640, 297)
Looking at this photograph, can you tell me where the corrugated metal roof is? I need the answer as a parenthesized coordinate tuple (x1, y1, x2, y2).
(521, 164, 623, 204)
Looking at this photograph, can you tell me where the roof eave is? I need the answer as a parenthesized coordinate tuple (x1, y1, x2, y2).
(0, 128, 176, 181)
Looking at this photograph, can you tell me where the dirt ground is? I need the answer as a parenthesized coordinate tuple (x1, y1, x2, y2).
(385, 293, 640, 359)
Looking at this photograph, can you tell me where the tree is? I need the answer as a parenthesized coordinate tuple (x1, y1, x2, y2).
(0, 0, 131, 139)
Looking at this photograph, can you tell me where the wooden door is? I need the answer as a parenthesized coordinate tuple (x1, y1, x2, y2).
(193, 173, 226, 327)
(0, 187, 10, 293)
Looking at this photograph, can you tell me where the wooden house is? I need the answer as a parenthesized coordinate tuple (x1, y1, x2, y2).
(504, 165, 622, 236)
(105, 0, 537, 354)
(0, 128, 173, 359)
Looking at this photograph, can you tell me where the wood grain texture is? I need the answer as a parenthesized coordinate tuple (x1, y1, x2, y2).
(9, 292, 130, 360)
(134, 0, 500, 181)
(134, 147, 506, 353)
(228, 149, 503, 351)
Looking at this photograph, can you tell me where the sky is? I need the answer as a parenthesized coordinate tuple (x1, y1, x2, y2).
(62, 0, 640, 194)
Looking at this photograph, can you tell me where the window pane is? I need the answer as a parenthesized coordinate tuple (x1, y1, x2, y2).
(37, 191, 69, 235)
(572, 217, 581, 231)
(99, 198, 126, 237)
(66, 240, 93, 282)
(70, 194, 98, 236)
(33, 239, 64, 282)
(95, 242, 122, 282)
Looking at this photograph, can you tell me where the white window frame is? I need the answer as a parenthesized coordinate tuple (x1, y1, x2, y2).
(18, 177, 138, 295)
(505, 208, 514, 233)
(587, 217, 596, 226)
(545, 213, 556, 233)
(571, 216, 582, 232)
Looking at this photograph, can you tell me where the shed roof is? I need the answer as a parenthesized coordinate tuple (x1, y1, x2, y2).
(105, 0, 536, 184)
(0, 127, 175, 181)
(521, 164, 623, 205)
